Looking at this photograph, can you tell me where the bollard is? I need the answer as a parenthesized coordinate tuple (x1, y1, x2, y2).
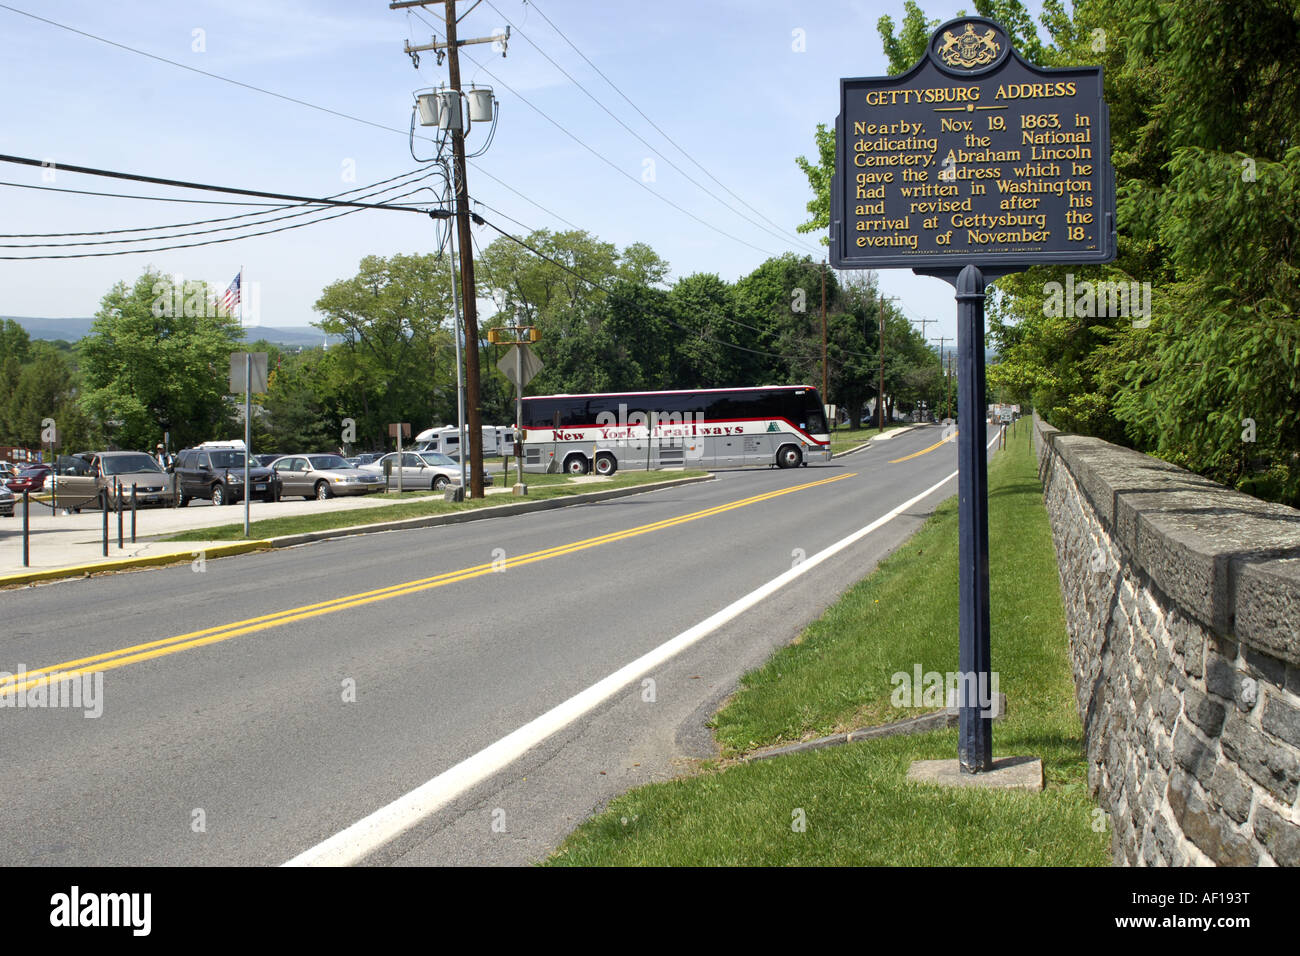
(131, 483, 137, 544)
(116, 478, 123, 550)
(22, 490, 29, 567)
(101, 490, 109, 557)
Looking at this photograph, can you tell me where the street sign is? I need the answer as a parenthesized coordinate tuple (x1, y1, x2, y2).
(498, 344, 543, 388)
(830, 15, 1115, 276)
(229, 352, 268, 393)
(388, 423, 411, 439)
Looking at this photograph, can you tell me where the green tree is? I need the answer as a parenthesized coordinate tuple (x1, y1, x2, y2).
(313, 253, 457, 448)
(79, 271, 243, 451)
(799, 0, 1300, 504)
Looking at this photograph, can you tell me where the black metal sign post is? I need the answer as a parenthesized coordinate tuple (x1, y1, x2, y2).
(956, 264, 992, 770)
(830, 17, 1115, 774)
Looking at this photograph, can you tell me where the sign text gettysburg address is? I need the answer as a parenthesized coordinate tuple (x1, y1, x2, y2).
(830, 26, 1113, 272)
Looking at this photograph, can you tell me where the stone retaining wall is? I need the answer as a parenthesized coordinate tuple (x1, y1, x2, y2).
(1033, 415, 1300, 865)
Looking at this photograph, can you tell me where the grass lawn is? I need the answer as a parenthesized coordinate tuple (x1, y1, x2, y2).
(826, 423, 907, 455)
(163, 470, 706, 541)
(547, 422, 1108, 866)
(372, 471, 571, 498)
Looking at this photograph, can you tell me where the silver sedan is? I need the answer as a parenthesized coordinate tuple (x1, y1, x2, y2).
(360, 451, 493, 492)
(270, 454, 387, 500)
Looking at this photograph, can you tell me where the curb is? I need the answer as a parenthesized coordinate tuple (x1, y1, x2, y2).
(264, 473, 715, 547)
(1, 474, 714, 586)
(831, 441, 873, 459)
(829, 423, 929, 459)
(0, 540, 273, 588)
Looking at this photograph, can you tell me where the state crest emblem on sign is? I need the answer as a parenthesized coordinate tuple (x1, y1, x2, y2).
(938, 23, 1000, 69)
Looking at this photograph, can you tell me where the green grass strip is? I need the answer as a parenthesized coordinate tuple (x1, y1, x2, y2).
(163, 470, 706, 542)
(547, 422, 1107, 866)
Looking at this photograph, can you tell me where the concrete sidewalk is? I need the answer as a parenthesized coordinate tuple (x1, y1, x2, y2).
(0, 481, 524, 582)
(0, 473, 700, 586)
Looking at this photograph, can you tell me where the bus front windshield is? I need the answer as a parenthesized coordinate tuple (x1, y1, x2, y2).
(804, 406, 827, 435)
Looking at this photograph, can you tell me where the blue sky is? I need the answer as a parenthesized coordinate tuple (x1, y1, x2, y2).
(0, 0, 1004, 343)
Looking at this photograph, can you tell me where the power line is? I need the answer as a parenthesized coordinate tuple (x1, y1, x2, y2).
(0, 155, 448, 259)
(0, 184, 438, 260)
(465, 160, 581, 230)
(0, 154, 442, 215)
(2, 169, 442, 247)
(0, 181, 296, 209)
(471, 198, 875, 358)
(473, 210, 802, 360)
(0, 4, 413, 140)
(450, 43, 784, 258)
(522, 0, 813, 252)
(0, 3, 582, 239)
(472, 196, 763, 336)
(0, 165, 439, 238)
(480, 0, 820, 256)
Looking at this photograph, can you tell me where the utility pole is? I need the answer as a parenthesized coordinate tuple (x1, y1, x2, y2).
(877, 292, 886, 431)
(946, 353, 954, 420)
(933, 335, 951, 421)
(820, 260, 828, 404)
(393, 0, 497, 499)
(913, 314, 936, 343)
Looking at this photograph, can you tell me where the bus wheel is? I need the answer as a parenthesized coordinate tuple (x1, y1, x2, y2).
(564, 454, 590, 476)
(776, 445, 802, 469)
(594, 453, 617, 477)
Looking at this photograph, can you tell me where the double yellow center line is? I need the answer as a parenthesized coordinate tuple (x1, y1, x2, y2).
(0, 472, 854, 695)
(889, 432, 957, 464)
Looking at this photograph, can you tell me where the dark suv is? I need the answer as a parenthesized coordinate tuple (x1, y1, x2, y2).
(173, 445, 281, 506)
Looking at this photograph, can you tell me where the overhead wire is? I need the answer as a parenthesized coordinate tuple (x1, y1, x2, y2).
(0, 155, 449, 260)
(413, 12, 783, 259)
(0, 3, 582, 238)
(0, 165, 440, 238)
(1, 167, 444, 247)
(0, 183, 439, 260)
(521, 0, 816, 252)
(479, 0, 821, 257)
(472, 210, 804, 360)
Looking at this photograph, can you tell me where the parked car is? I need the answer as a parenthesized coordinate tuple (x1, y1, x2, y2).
(0, 483, 13, 517)
(254, 454, 282, 467)
(173, 445, 281, 506)
(360, 451, 493, 492)
(353, 453, 383, 467)
(6, 464, 52, 493)
(55, 451, 176, 510)
(270, 454, 387, 500)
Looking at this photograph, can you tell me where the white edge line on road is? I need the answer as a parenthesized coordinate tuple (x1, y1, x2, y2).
(282, 429, 1004, 866)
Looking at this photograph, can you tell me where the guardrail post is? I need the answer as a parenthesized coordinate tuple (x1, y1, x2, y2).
(131, 483, 137, 543)
(22, 490, 29, 567)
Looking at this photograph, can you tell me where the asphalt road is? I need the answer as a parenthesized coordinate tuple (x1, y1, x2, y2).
(0, 425, 985, 865)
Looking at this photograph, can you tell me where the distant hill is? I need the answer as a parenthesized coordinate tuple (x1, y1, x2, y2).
(2, 316, 337, 348)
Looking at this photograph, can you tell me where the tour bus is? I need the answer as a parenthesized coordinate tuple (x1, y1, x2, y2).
(518, 385, 831, 475)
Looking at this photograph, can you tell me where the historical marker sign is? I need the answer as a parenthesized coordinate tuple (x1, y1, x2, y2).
(830, 16, 1115, 275)
(830, 18, 1115, 776)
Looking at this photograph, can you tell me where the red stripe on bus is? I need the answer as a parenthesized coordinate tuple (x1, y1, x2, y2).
(532, 417, 829, 448)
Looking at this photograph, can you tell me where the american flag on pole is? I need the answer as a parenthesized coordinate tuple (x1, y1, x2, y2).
(221, 272, 241, 316)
